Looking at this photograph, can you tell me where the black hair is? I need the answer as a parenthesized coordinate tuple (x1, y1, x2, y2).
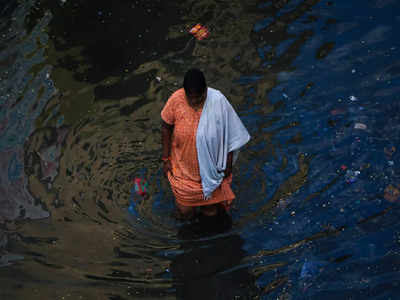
(183, 68, 207, 95)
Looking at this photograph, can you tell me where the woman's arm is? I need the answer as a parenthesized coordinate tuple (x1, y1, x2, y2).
(225, 151, 233, 178)
(162, 120, 174, 177)
(162, 120, 174, 158)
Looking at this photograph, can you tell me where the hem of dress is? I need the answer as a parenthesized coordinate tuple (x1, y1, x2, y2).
(174, 196, 235, 207)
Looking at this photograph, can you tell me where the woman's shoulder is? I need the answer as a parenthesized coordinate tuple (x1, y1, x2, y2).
(169, 88, 186, 103)
(207, 87, 229, 105)
(208, 87, 229, 99)
(207, 87, 221, 97)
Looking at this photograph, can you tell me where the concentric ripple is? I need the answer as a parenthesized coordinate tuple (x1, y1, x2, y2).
(1, 0, 400, 299)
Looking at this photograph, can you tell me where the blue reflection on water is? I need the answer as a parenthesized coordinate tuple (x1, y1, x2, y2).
(239, 0, 400, 298)
(0, 0, 399, 298)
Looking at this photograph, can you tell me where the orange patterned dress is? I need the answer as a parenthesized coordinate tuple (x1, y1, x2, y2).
(161, 88, 235, 208)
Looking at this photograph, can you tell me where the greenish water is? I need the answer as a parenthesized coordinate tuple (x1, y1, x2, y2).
(1, 0, 400, 299)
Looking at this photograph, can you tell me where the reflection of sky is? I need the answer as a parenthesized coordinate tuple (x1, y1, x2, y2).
(270, 0, 399, 204)
(242, 0, 400, 296)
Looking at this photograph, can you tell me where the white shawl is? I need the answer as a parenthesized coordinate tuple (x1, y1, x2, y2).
(196, 87, 251, 200)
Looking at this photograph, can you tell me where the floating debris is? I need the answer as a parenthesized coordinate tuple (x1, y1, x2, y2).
(354, 123, 367, 130)
(133, 177, 148, 197)
(384, 146, 396, 158)
(189, 24, 210, 40)
(345, 170, 360, 183)
(349, 95, 358, 101)
(128, 177, 149, 217)
(384, 184, 400, 203)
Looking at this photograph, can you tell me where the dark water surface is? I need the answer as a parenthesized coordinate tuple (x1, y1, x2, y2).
(1, 0, 400, 299)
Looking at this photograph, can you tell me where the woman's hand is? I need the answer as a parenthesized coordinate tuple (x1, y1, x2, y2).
(163, 160, 172, 178)
(224, 151, 233, 178)
(161, 121, 173, 178)
(224, 166, 232, 178)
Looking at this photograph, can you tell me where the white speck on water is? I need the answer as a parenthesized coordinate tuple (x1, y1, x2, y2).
(354, 123, 367, 130)
(349, 95, 358, 101)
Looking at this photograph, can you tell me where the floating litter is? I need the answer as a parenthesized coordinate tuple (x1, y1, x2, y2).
(384, 184, 400, 203)
(128, 177, 149, 217)
(189, 24, 210, 40)
(133, 177, 148, 197)
(354, 123, 367, 130)
(349, 95, 358, 101)
(345, 170, 360, 183)
(384, 146, 396, 158)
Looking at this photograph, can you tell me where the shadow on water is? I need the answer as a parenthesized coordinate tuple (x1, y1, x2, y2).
(1, 0, 400, 299)
(170, 212, 260, 299)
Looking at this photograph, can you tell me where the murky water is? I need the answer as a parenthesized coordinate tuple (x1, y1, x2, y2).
(1, 0, 400, 299)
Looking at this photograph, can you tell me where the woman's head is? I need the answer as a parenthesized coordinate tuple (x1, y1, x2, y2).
(183, 68, 207, 106)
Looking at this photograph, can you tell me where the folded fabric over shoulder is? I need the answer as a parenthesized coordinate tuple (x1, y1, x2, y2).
(196, 87, 251, 200)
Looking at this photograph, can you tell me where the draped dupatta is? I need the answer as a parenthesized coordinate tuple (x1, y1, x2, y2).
(196, 88, 251, 200)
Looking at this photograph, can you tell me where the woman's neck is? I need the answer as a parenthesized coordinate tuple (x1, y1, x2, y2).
(190, 101, 204, 111)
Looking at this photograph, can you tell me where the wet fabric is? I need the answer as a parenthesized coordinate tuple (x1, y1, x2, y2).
(197, 87, 251, 200)
(161, 88, 235, 207)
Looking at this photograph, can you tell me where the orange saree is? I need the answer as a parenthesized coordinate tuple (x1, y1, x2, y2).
(161, 88, 235, 208)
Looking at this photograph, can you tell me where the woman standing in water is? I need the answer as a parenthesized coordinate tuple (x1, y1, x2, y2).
(161, 68, 250, 219)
